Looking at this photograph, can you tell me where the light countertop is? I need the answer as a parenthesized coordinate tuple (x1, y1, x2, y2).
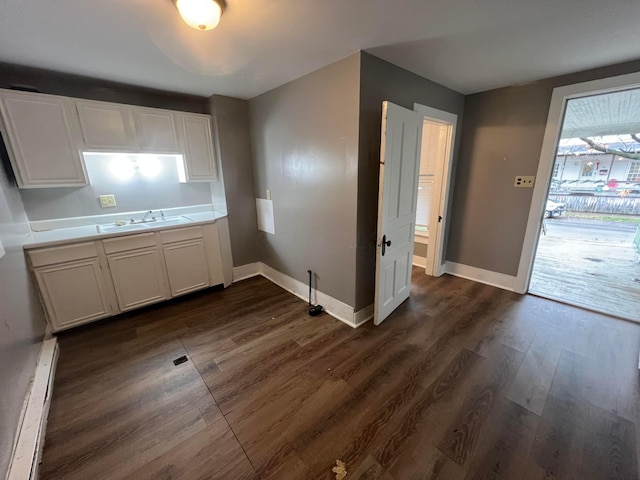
(23, 211, 227, 250)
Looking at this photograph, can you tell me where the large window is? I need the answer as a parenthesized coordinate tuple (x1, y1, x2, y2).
(628, 161, 640, 181)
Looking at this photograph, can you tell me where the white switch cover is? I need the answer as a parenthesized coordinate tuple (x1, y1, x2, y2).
(256, 198, 275, 234)
(99, 194, 117, 208)
(0, 239, 5, 260)
(514, 176, 535, 188)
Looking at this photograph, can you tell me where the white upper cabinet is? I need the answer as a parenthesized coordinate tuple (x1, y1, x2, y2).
(178, 113, 217, 181)
(0, 88, 217, 187)
(76, 100, 138, 151)
(0, 89, 87, 188)
(132, 107, 180, 153)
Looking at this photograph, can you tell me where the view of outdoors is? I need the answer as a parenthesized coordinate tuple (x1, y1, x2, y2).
(530, 93, 640, 322)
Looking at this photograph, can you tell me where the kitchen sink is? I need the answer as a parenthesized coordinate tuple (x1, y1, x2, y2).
(97, 223, 150, 233)
(96, 216, 192, 234)
(155, 216, 193, 226)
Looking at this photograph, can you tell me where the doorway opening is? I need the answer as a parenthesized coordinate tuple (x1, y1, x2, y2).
(522, 83, 640, 323)
(373, 102, 456, 325)
(412, 104, 457, 278)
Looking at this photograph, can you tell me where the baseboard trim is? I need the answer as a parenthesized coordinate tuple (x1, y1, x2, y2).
(412, 255, 426, 268)
(354, 304, 374, 327)
(7, 338, 58, 480)
(232, 262, 372, 328)
(232, 262, 261, 282)
(444, 261, 516, 292)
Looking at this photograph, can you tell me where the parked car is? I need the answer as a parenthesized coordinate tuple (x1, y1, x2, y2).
(545, 200, 565, 218)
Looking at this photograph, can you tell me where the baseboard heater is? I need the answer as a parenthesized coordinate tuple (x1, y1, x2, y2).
(6, 338, 58, 480)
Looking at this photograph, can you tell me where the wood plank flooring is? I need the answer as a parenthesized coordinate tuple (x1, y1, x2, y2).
(530, 220, 640, 323)
(40, 268, 640, 479)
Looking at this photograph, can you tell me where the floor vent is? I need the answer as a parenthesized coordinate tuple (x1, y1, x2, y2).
(173, 356, 188, 366)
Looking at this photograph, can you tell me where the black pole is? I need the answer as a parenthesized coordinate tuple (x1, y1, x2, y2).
(307, 269, 324, 316)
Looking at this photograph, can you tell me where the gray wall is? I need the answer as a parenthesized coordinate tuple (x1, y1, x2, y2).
(208, 95, 259, 266)
(448, 59, 640, 276)
(249, 54, 361, 307)
(355, 52, 465, 310)
(0, 141, 47, 477)
(21, 154, 212, 221)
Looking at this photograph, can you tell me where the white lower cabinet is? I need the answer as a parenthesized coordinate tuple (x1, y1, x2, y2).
(30, 243, 114, 331)
(107, 247, 169, 311)
(163, 239, 209, 296)
(28, 222, 227, 332)
(160, 226, 211, 297)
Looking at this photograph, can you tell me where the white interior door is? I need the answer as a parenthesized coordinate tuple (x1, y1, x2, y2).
(374, 101, 424, 325)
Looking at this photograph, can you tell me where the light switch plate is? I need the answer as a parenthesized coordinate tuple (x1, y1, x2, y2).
(514, 176, 535, 188)
(99, 194, 117, 208)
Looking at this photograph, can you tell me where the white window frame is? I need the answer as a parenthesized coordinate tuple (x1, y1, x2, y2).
(515, 71, 640, 294)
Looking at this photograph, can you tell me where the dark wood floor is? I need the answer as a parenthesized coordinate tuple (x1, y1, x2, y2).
(40, 268, 640, 479)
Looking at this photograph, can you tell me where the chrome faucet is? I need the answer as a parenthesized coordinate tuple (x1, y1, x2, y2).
(141, 210, 154, 222)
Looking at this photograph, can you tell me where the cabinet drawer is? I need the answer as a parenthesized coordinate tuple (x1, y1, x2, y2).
(160, 226, 203, 244)
(103, 233, 156, 254)
(29, 242, 99, 267)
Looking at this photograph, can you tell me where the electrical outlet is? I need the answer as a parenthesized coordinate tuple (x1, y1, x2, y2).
(99, 194, 117, 208)
(514, 176, 535, 188)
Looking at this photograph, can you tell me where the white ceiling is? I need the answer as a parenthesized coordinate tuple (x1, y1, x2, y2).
(1, 0, 640, 99)
(562, 89, 640, 138)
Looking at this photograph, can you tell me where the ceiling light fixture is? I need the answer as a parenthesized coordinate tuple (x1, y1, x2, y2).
(174, 0, 223, 31)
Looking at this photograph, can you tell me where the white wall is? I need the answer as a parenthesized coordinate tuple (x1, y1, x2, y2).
(0, 151, 47, 477)
(19, 153, 213, 221)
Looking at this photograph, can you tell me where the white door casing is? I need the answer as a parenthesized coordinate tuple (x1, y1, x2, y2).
(514, 71, 640, 294)
(413, 104, 457, 277)
(374, 101, 424, 325)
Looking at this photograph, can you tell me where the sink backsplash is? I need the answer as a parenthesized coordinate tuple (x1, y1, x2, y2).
(19, 153, 213, 222)
(29, 205, 214, 232)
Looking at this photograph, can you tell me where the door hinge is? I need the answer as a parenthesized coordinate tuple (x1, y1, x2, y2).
(438, 215, 443, 223)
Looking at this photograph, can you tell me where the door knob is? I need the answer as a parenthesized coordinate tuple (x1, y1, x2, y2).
(381, 234, 392, 256)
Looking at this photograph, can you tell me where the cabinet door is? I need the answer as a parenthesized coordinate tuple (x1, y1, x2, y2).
(107, 247, 168, 311)
(163, 239, 210, 296)
(0, 90, 87, 188)
(132, 107, 180, 153)
(76, 100, 137, 151)
(35, 258, 112, 331)
(178, 113, 217, 181)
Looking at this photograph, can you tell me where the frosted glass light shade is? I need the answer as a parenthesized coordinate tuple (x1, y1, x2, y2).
(176, 0, 222, 31)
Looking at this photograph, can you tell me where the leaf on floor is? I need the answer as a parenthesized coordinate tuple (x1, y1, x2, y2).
(332, 460, 347, 480)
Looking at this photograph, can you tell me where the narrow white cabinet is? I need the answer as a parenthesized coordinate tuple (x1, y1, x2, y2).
(103, 233, 169, 311)
(0, 89, 87, 188)
(161, 227, 210, 296)
(76, 100, 137, 151)
(132, 107, 180, 153)
(29, 242, 113, 331)
(177, 113, 217, 181)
